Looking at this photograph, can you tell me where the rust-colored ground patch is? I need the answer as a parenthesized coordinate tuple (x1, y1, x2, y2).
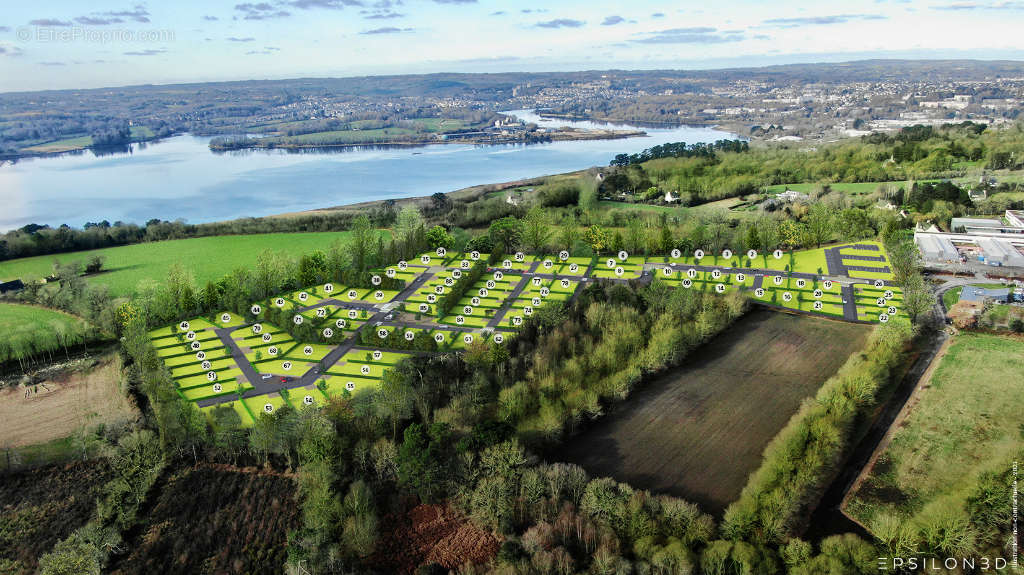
(371, 504, 500, 574)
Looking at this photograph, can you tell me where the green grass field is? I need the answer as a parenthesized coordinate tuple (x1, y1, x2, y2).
(0, 303, 87, 332)
(0, 232, 365, 296)
(845, 333, 1024, 539)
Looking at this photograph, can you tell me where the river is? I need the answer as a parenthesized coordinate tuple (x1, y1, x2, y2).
(0, 111, 735, 232)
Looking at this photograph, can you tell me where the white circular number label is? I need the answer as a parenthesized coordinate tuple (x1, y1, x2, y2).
(783, 292, 793, 302)
(268, 346, 279, 356)
(434, 333, 445, 343)
(298, 292, 309, 302)
(293, 315, 304, 325)
(694, 249, 705, 260)
(404, 331, 415, 341)
(671, 249, 681, 258)
(747, 249, 757, 259)
(282, 361, 292, 371)
(221, 313, 231, 323)
(323, 328, 334, 338)
(493, 334, 504, 344)
(398, 260, 408, 270)
(774, 249, 784, 259)
(559, 250, 569, 261)
(722, 249, 732, 260)
(378, 328, 389, 339)
(179, 321, 190, 330)
(275, 298, 285, 307)
(436, 247, 447, 257)
(471, 251, 480, 260)
(755, 288, 765, 297)
(207, 371, 217, 381)
(371, 275, 381, 286)
(348, 310, 358, 319)
(251, 304, 262, 315)
(304, 395, 314, 405)
(262, 333, 272, 342)
(463, 334, 474, 344)
(303, 345, 313, 356)
(324, 283, 334, 293)
(336, 319, 347, 328)
(773, 276, 783, 286)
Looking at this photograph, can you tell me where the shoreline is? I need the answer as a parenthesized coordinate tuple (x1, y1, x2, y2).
(207, 127, 646, 152)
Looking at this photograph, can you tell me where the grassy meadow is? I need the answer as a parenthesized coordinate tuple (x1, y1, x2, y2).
(845, 332, 1024, 545)
(0, 232, 361, 297)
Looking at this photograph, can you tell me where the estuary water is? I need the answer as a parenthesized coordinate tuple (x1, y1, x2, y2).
(0, 110, 735, 231)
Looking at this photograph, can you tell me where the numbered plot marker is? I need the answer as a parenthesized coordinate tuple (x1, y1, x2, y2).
(824, 280, 833, 289)
(386, 269, 396, 278)
(813, 301, 824, 311)
(336, 319, 347, 328)
(316, 307, 327, 318)
(503, 259, 513, 269)
(303, 345, 313, 356)
(186, 331, 196, 341)
(532, 297, 542, 307)
(606, 259, 616, 269)
(686, 268, 697, 278)
(348, 289, 358, 300)
(671, 248, 681, 259)
(543, 259, 553, 269)
(374, 291, 384, 301)
(434, 333, 445, 343)
(191, 341, 201, 351)
(348, 310, 358, 319)
(421, 255, 431, 265)
(682, 279, 693, 288)
(747, 249, 757, 259)
(782, 292, 793, 302)
(196, 351, 206, 361)
(268, 346, 279, 356)
(887, 306, 897, 315)
(754, 288, 765, 297)
(298, 292, 309, 302)
(346, 381, 356, 391)
(262, 333, 272, 343)
(515, 252, 525, 262)
(221, 313, 231, 323)
(435, 285, 445, 295)
(179, 321, 190, 331)
(455, 316, 465, 325)
(202, 360, 212, 370)
(532, 277, 542, 287)
(813, 289, 823, 299)
(774, 249, 784, 259)
(471, 296, 481, 306)
(614, 267, 624, 277)
(715, 284, 726, 293)
(323, 328, 334, 338)
(879, 313, 889, 323)
(304, 395, 314, 405)
(360, 365, 371, 375)
(324, 283, 334, 293)
(460, 260, 470, 269)
(512, 316, 523, 326)
(213, 383, 222, 393)
(452, 270, 462, 279)
(884, 290, 894, 299)
(275, 298, 285, 307)
(251, 304, 262, 315)
(493, 272, 504, 281)
(378, 328, 389, 339)
(398, 260, 408, 270)
(252, 323, 263, 334)
(207, 371, 218, 381)
(404, 331, 415, 341)
(463, 334, 474, 344)
(876, 297, 886, 306)
(524, 306, 534, 316)
(427, 294, 437, 304)
(371, 275, 382, 286)
(471, 251, 480, 260)
(293, 315, 304, 325)
(569, 263, 579, 273)
(264, 404, 274, 413)
(540, 287, 550, 297)
(479, 287, 490, 297)
(722, 249, 732, 260)
(874, 280, 884, 288)
(736, 273, 746, 283)
(464, 305, 474, 315)
(711, 269, 722, 279)
(618, 250, 629, 261)
(694, 249, 705, 260)
(436, 247, 447, 257)
(372, 350, 383, 360)
(773, 276, 784, 286)
(560, 279, 570, 288)
(445, 277, 455, 287)
(796, 279, 806, 288)
(282, 361, 292, 371)
(559, 250, 569, 261)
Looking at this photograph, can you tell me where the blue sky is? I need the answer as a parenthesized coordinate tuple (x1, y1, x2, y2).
(1, 0, 1023, 91)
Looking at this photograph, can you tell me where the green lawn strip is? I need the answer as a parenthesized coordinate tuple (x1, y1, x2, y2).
(283, 343, 335, 362)
(251, 357, 318, 375)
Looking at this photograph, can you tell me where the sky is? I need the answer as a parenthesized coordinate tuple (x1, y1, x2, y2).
(1, 0, 1023, 92)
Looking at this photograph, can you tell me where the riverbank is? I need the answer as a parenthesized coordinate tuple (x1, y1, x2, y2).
(208, 127, 645, 152)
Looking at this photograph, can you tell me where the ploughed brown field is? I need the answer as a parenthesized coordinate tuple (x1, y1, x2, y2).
(555, 308, 870, 515)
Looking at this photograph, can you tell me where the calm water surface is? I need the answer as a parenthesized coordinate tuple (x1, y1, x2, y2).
(0, 110, 735, 231)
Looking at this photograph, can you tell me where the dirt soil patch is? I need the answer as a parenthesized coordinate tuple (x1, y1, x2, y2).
(0, 460, 113, 575)
(555, 308, 871, 515)
(0, 352, 138, 448)
(371, 503, 501, 574)
(109, 464, 300, 575)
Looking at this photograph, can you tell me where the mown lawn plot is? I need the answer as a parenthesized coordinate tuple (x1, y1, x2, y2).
(442, 251, 490, 270)
(283, 342, 335, 362)
(590, 254, 643, 279)
(244, 392, 292, 417)
(555, 309, 871, 515)
(852, 284, 906, 322)
(845, 333, 1024, 538)
(201, 400, 255, 427)
(251, 357, 319, 376)
(233, 326, 297, 364)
